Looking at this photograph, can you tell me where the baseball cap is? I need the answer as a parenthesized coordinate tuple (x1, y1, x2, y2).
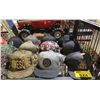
(41, 34, 56, 42)
(61, 41, 75, 55)
(24, 35, 41, 45)
(40, 41, 60, 52)
(34, 50, 66, 78)
(64, 52, 93, 79)
(19, 41, 39, 53)
(58, 35, 70, 47)
(8, 36, 23, 48)
(6, 50, 38, 79)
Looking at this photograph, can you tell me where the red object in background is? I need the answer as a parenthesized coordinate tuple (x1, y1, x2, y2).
(17, 20, 65, 41)
(17, 20, 64, 30)
(0, 37, 7, 45)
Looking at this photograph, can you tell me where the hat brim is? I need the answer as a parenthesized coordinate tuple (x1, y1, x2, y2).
(34, 66, 60, 79)
(68, 71, 80, 80)
(7, 66, 35, 79)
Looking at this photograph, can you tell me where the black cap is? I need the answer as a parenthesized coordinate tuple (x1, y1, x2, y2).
(61, 41, 75, 55)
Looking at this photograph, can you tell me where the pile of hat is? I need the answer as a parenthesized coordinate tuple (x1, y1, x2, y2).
(1, 35, 39, 79)
(1, 33, 91, 80)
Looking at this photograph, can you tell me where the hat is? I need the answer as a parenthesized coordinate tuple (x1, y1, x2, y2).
(33, 33, 46, 40)
(58, 35, 70, 47)
(61, 41, 75, 55)
(24, 35, 41, 45)
(41, 34, 56, 42)
(19, 41, 39, 53)
(34, 50, 66, 78)
(8, 36, 23, 48)
(40, 41, 60, 52)
(64, 52, 92, 79)
(6, 50, 38, 79)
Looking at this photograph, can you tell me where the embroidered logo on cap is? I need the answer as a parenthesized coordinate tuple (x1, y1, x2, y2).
(43, 58, 51, 68)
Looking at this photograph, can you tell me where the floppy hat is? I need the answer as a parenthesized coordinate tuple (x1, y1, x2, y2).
(34, 50, 66, 78)
(40, 41, 60, 52)
(6, 50, 38, 79)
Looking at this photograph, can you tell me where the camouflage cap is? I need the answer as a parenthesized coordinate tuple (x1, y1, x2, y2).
(7, 50, 38, 79)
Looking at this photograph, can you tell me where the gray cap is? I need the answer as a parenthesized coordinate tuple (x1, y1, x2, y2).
(34, 50, 66, 78)
(66, 51, 84, 60)
(63, 35, 70, 42)
(63, 41, 75, 49)
(24, 35, 41, 45)
(19, 41, 39, 53)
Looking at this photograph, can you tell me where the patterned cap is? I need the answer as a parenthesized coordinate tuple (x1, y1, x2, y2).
(40, 41, 60, 52)
(7, 50, 38, 79)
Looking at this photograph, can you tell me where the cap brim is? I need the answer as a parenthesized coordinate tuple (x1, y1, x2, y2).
(34, 66, 60, 79)
(68, 71, 80, 80)
(7, 66, 35, 79)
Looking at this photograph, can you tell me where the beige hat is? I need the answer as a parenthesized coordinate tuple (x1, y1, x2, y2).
(19, 41, 39, 53)
(7, 50, 38, 79)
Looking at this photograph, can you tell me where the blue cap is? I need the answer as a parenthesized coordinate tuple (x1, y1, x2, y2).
(34, 50, 66, 78)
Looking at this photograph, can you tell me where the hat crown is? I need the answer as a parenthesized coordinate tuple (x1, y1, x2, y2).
(8, 50, 38, 71)
(40, 41, 60, 52)
(24, 35, 41, 45)
(19, 41, 39, 53)
(39, 51, 65, 69)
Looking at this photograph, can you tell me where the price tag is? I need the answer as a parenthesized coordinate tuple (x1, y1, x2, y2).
(74, 71, 92, 78)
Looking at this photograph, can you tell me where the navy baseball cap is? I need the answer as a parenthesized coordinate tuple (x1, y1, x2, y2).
(61, 41, 75, 55)
(41, 34, 56, 42)
(8, 36, 23, 48)
(58, 35, 70, 47)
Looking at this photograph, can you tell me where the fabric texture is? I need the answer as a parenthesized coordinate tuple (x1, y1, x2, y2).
(19, 41, 39, 53)
(40, 41, 60, 52)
